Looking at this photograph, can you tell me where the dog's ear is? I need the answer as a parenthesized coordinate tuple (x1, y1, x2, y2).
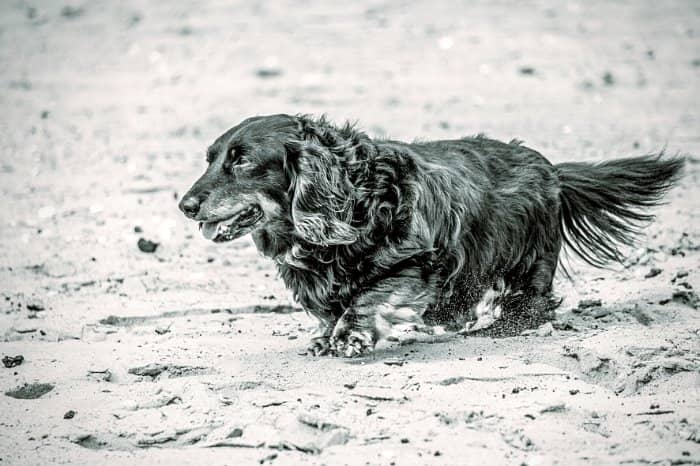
(284, 140, 358, 246)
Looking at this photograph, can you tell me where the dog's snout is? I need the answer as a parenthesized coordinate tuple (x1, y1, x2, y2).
(179, 196, 201, 218)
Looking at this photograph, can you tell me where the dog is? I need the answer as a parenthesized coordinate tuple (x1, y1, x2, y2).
(179, 114, 683, 357)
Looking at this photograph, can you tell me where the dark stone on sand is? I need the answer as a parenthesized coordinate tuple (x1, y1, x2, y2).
(5, 383, 54, 399)
(137, 238, 159, 253)
(255, 68, 282, 78)
(644, 268, 662, 279)
(602, 71, 615, 85)
(26, 299, 45, 311)
(64, 410, 76, 419)
(672, 290, 700, 309)
(2, 355, 24, 368)
(128, 363, 168, 377)
(227, 427, 243, 438)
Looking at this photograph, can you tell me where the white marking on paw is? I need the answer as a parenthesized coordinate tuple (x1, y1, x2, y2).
(463, 281, 508, 333)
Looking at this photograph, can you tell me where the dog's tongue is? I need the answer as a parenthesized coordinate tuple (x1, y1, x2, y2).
(201, 221, 220, 240)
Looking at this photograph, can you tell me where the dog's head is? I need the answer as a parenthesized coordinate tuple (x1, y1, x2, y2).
(179, 114, 368, 252)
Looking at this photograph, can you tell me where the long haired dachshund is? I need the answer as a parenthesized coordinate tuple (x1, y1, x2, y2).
(179, 114, 683, 357)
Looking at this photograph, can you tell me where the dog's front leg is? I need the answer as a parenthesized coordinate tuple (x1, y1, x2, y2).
(330, 273, 435, 357)
(306, 313, 338, 356)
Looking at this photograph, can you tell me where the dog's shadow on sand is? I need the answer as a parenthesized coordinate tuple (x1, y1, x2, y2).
(325, 295, 685, 364)
(98, 296, 686, 365)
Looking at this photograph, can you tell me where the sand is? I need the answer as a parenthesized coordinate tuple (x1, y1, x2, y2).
(1, 1, 698, 464)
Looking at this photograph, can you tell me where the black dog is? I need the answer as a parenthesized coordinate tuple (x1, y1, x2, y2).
(179, 114, 683, 357)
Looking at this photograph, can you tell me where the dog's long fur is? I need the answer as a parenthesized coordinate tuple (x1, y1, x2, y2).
(180, 114, 684, 356)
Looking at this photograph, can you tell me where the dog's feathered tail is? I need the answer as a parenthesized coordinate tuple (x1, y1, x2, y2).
(555, 154, 684, 268)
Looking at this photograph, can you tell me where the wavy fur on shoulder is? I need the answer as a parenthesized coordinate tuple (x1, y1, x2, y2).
(180, 114, 684, 357)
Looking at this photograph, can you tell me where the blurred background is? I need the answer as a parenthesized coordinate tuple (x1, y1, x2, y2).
(1, 0, 698, 324)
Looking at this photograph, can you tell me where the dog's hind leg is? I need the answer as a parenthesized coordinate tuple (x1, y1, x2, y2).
(330, 270, 438, 357)
(467, 250, 562, 337)
(460, 277, 508, 334)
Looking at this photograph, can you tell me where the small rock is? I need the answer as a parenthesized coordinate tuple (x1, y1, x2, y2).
(5, 383, 54, 399)
(519, 66, 535, 75)
(259, 453, 278, 464)
(26, 299, 45, 311)
(577, 299, 602, 310)
(155, 324, 172, 335)
(343, 381, 357, 390)
(87, 369, 112, 382)
(671, 270, 689, 283)
(672, 290, 700, 309)
(134, 226, 143, 233)
(255, 68, 282, 78)
(227, 427, 243, 438)
(644, 268, 662, 279)
(2, 355, 24, 368)
(569, 389, 580, 395)
(137, 238, 159, 253)
(602, 71, 615, 85)
(64, 410, 76, 419)
(540, 403, 567, 414)
(128, 363, 167, 377)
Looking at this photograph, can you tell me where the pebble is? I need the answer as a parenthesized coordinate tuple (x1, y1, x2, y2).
(137, 238, 159, 253)
(2, 355, 24, 368)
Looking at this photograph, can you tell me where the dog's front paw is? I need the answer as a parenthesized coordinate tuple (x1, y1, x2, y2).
(330, 326, 375, 358)
(306, 336, 332, 356)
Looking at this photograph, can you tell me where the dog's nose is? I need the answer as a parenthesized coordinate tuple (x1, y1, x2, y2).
(179, 196, 201, 218)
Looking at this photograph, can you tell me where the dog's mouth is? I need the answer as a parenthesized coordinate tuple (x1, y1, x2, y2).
(199, 204, 264, 242)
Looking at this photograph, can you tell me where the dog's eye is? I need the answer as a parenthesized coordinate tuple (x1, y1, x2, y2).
(222, 147, 242, 172)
